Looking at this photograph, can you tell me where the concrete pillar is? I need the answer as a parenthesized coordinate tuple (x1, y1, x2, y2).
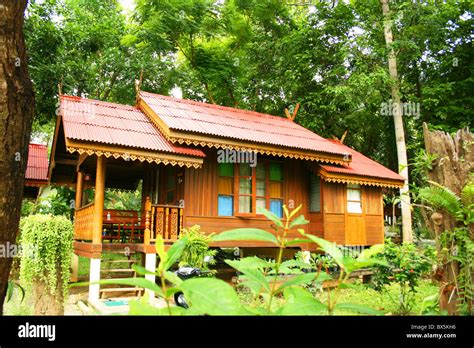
(88, 258, 101, 303)
(144, 253, 157, 303)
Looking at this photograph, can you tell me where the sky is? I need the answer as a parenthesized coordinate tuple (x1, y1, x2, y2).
(118, 0, 136, 13)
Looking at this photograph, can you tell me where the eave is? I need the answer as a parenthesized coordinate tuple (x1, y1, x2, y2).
(65, 138, 204, 169)
(318, 167, 405, 188)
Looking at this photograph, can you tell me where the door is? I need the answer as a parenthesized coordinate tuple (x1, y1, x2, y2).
(160, 166, 185, 206)
(345, 215, 366, 245)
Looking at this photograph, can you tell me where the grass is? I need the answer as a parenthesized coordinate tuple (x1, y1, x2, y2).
(236, 278, 439, 315)
(313, 279, 439, 315)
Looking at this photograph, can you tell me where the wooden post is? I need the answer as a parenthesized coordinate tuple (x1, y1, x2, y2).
(144, 196, 151, 245)
(92, 156, 106, 244)
(71, 253, 79, 282)
(75, 171, 84, 209)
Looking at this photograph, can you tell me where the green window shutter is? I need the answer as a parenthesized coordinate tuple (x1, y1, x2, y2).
(218, 163, 234, 177)
(309, 173, 321, 212)
(269, 162, 283, 181)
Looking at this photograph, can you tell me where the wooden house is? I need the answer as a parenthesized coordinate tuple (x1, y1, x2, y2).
(48, 91, 404, 301)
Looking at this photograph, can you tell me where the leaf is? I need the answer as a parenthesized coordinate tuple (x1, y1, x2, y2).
(257, 207, 284, 228)
(165, 287, 182, 298)
(225, 257, 271, 271)
(212, 228, 279, 245)
(289, 215, 309, 229)
(288, 204, 303, 219)
(284, 238, 311, 247)
(164, 236, 187, 271)
(92, 278, 164, 297)
(237, 268, 271, 293)
(6, 281, 13, 302)
(357, 244, 384, 260)
(132, 264, 158, 276)
(335, 303, 383, 315)
(279, 287, 327, 315)
(180, 278, 248, 315)
(155, 235, 168, 268)
(300, 232, 344, 268)
(344, 256, 388, 274)
(164, 271, 183, 286)
(128, 299, 163, 315)
(277, 272, 332, 292)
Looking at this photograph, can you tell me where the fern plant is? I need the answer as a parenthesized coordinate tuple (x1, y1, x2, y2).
(418, 180, 474, 315)
(178, 225, 217, 270)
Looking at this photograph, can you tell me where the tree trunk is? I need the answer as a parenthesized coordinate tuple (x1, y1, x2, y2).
(0, 0, 35, 314)
(380, 0, 413, 243)
(423, 123, 473, 314)
(33, 280, 64, 315)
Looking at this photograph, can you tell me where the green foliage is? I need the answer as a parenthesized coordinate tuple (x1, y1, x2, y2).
(419, 180, 474, 314)
(96, 204, 386, 316)
(371, 239, 435, 315)
(437, 227, 474, 315)
(177, 225, 217, 270)
(19, 214, 74, 297)
(105, 184, 143, 211)
(418, 181, 463, 218)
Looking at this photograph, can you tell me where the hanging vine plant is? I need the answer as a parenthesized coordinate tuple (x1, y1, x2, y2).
(19, 214, 73, 315)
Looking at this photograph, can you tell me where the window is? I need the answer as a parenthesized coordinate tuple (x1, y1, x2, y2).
(309, 173, 321, 212)
(269, 162, 283, 218)
(238, 164, 253, 214)
(347, 183, 362, 213)
(256, 163, 266, 212)
(218, 163, 234, 216)
(217, 160, 284, 217)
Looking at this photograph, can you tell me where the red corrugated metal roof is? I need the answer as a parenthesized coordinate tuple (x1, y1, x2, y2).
(60, 95, 205, 157)
(26, 143, 48, 182)
(139, 92, 349, 157)
(320, 140, 405, 182)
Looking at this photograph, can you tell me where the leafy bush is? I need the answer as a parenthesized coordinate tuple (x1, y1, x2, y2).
(97, 205, 387, 315)
(178, 225, 217, 270)
(20, 214, 73, 314)
(371, 239, 435, 315)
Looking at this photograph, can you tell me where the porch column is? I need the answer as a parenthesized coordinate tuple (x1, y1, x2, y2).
(92, 156, 106, 244)
(75, 171, 84, 209)
(144, 253, 157, 303)
(71, 172, 84, 282)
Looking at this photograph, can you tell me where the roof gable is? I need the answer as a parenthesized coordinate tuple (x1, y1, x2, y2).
(57, 95, 205, 168)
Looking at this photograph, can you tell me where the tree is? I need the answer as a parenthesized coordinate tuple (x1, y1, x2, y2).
(380, 0, 413, 242)
(0, 0, 35, 314)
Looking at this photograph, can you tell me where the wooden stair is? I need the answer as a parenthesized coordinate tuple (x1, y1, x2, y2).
(99, 253, 144, 299)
